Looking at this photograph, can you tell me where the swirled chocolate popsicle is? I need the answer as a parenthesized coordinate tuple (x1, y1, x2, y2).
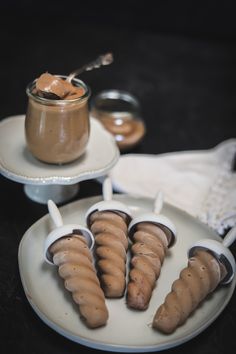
(86, 177, 132, 298)
(44, 200, 109, 329)
(153, 228, 236, 334)
(127, 192, 176, 310)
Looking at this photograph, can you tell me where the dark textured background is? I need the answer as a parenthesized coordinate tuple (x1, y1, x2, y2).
(0, 1, 236, 353)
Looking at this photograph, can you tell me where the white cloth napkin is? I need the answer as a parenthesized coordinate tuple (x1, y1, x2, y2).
(110, 139, 236, 235)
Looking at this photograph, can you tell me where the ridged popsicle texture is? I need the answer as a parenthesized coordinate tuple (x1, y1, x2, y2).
(49, 232, 109, 328)
(127, 222, 169, 310)
(153, 250, 225, 334)
(89, 210, 129, 298)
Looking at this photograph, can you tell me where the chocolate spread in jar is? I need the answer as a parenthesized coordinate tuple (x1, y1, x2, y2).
(25, 74, 90, 164)
(35, 73, 85, 100)
(90, 90, 146, 151)
(95, 111, 146, 151)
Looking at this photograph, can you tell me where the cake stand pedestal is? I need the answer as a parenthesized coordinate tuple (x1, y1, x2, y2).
(0, 115, 119, 204)
(23, 184, 80, 204)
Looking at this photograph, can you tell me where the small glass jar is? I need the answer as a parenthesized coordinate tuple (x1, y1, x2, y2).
(90, 90, 146, 151)
(25, 76, 90, 164)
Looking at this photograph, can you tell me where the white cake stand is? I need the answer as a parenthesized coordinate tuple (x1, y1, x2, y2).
(0, 115, 120, 204)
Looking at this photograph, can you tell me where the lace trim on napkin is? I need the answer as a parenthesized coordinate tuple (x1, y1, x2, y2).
(199, 142, 236, 235)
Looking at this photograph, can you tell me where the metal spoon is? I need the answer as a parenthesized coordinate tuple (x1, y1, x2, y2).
(37, 52, 114, 99)
(66, 52, 113, 83)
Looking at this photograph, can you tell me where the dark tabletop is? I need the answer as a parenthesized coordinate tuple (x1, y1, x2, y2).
(0, 1, 236, 353)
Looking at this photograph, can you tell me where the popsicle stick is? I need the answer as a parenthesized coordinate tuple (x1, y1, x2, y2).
(103, 176, 113, 201)
(222, 227, 236, 248)
(153, 191, 164, 215)
(47, 199, 63, 227)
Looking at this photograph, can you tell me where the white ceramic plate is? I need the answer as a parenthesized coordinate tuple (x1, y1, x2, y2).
(18, 195, 236, 352)
(0, 115, 119, 185)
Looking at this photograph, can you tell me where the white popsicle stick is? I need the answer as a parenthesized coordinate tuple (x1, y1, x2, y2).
(85, 175, 132, 223)
(188, 227, 236, 284)
(103, 176, 113, 201)
(128, 191, 177, 247)
(44, 199, 94, 265)
(222, 227, 236, 248)
(48, 199, 63, 227)
(153, 191, 164, 215)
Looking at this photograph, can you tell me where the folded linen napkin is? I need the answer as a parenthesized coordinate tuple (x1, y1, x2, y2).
(110, 139, 236, 235)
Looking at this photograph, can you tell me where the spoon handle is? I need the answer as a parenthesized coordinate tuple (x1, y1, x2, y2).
(67, 52, 113, 82)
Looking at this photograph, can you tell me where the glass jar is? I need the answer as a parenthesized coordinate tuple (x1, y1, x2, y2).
(25, 76, 90, 164)
(90, 90, 146, 151)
